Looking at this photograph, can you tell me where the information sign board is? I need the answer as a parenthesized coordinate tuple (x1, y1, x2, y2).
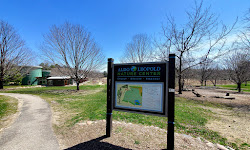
(106, 55, 175, 149)
(112, 62, 168, 116)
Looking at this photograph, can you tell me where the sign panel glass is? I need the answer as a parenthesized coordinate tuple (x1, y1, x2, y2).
(113, 62, 168, 116)
(115, 82, 164, 112)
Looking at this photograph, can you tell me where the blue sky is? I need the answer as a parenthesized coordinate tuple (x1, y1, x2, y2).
(0, 0, 249, 66)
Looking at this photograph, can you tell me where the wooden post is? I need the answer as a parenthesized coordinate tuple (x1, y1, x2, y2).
(106, 58, 113, 137)
(167, 54, 175, 150)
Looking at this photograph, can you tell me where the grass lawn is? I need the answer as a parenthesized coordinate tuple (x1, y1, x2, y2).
(2, 85, 248, 149)
(218, 82, 250, 92)
(0, 95, 18, 118)
(0, 95, 18, 129)
(3, 85, 34, 89)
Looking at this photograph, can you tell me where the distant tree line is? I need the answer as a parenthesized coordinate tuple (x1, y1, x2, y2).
(39, 63, 62, 70)
(0, 0, 249, 93)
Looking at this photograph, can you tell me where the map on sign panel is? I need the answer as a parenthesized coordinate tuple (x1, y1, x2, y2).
(117, 84, 143, 107)
(115, 82, 163, 112)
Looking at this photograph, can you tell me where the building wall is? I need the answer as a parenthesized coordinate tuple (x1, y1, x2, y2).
(22, 68, 42, 85)
(22, 75, 30, 85)
(47, 79, 67, 86)
(42, 70, 51, 77)
(38, 78, 47, 85)
(46, 79, 73, 86)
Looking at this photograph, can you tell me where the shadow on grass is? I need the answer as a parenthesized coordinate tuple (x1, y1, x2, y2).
(64, 135, 132, 150)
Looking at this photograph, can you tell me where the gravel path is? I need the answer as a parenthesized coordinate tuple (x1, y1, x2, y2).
(0, 93, 60, 150)
(179, 88, 250, 111)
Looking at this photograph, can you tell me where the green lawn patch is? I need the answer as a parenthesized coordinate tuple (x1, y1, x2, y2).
(0, 95, 18, 120)
(218, 82, 250, 92)
(3, 84, 247, 149)
(2, 85, 104, 103)
(64, 92, 238, 148)
(3, 85, 34, 89)
(3, 85, 103, 94)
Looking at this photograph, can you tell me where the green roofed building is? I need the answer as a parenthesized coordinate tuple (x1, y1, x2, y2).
(37, 70, 51, 85)
(22, 66, 42, 85)
(21, 66, 86, 86)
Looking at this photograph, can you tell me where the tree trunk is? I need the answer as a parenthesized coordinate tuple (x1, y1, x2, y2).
(0, 70, 3, 89)
(237, 83, 241, 93)
(178, 56, 182, 94)
(201, 80, 203, 86)
(205, 80, 207, 86)
(0, 64, 3, 89)
(0, 80, 3, 89)
(214, 79, 217, 87)
(181, 78, 185, 90)
(77, 82, 80, 91)
(245, 81, 247, 86)
(178, 76, 182, 94)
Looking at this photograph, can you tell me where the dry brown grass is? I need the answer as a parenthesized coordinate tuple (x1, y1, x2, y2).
(205, 107, 249, 144)
(58, 120, 218, 150)
(179, 88, 250, 110)
(178, 88, 250, 146)
(184, 79, 234, 87)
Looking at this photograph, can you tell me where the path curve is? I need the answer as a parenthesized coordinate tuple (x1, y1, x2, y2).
(0, 93, 60, 150)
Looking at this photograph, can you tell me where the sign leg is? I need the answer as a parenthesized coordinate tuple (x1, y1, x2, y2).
(106, 58, 113, 137)
(167, 54, 175, 150)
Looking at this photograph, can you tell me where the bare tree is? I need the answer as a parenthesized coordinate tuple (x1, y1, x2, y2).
(208, 65, 221, 86)
(225, 51, 250, 92)
(198, 59, 213, 86)
(244, 8, 250, 30)
(42, 22, 104, 90)
(0, 20, 32, 89)
(39, 62, 51, 70)
(120, 34, 152, 63)
(239, 8, 250, 51)
(158, 0, 236, 94)
(239, 32, 250, 50)
(180, 68, 197, 89)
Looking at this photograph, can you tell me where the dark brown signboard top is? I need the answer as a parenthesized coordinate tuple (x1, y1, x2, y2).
(113, 62, 167, 82)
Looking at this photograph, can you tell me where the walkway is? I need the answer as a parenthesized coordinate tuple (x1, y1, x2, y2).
(0, 93, 60, 150)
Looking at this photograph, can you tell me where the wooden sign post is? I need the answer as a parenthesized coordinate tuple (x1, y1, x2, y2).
(167, 54, 175, 150)
(106, 54, 175, 150)
(106, 58, 113, 137)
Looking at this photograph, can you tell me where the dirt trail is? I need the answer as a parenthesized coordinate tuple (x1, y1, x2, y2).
(178, 88, 250, 145)
(205, 107, 249, 144)
(60, 120, 221, 150)
(179, 88, 250, 111)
